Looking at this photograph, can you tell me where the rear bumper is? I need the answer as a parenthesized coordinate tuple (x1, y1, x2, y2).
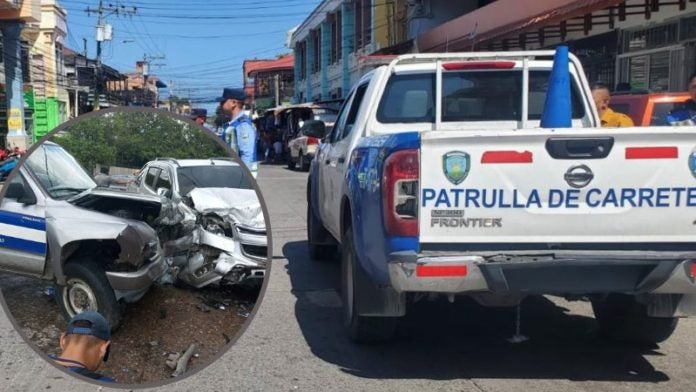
(388, 251, 696, 295)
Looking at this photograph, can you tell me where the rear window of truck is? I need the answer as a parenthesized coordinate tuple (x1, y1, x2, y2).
(377, 70, 586, 123)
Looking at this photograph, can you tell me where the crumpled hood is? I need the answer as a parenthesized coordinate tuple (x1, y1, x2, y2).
(187, 187, 265, 230)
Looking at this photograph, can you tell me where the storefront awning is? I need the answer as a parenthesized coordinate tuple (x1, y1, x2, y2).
(416, 0, 624, 52)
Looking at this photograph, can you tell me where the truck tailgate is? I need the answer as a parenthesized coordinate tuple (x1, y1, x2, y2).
(419, 127, 696, 246)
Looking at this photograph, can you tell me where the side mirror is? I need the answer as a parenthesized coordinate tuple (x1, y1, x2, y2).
(6, 182, 36, 205)
(301, 120, 327, 139)
(157, 187, 172, 199)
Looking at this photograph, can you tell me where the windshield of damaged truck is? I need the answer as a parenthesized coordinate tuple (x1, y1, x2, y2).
(177, 165, 253, 196)
(377, 70, 585, 123)
(25, 143, 96, 199)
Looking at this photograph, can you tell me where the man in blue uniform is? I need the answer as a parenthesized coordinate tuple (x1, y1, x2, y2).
(49, 311, 115, 382)
(216, 88, 258, 178)
(190, 108, 217, 133)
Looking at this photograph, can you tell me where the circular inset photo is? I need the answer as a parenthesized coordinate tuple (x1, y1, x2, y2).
(0, 108, 269, 385)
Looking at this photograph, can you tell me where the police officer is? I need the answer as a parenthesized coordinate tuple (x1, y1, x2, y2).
(216, 88, 258, 178)
(49, 311, 115, 382)
(190, 108, 216, 133)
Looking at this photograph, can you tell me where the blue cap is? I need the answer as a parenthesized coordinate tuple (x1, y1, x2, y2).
(190, 108, 207, 119)
(66, 311, 111, 341)
(216, 88, 246, 102)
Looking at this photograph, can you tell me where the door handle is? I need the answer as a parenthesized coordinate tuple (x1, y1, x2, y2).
(337, 157, 346, 164)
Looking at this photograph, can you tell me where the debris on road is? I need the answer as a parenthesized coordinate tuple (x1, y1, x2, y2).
(172, 343, 198, 377)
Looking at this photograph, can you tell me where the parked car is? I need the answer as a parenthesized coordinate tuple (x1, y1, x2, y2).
(273, 104, 339, 160)
(0, 142, 165, 330)
(129, 158, 267, 288)
(287, 121, 322, 171)
(610, 92, 691, 126)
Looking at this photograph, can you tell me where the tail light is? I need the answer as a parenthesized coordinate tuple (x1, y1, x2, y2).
(383, 149, 419, 236)
(307, 137, 319, 145)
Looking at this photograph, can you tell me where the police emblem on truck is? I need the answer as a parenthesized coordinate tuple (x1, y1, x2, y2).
(442, 151, 470, 185)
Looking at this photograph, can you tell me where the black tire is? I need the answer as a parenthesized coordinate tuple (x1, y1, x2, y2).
(299, 151, 310, 172)
(287, 154, 296, 170)
(341, 228, 397, 343)
(56, 259, 122, 331)
(592, 294, 678, 345)
(306, 201, 336, 261)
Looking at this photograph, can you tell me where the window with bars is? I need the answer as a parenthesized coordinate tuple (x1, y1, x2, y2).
(354, 0, 372, 51)
(330, 12, 342, 64)
(622, 22, 678, 53)
(312, 29, 321, 73)
(298, 41, 307, 80)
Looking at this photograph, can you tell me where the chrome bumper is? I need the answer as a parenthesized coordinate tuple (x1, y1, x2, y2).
(388, 254, 696, 295)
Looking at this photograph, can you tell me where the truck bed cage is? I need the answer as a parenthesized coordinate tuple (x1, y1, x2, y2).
(382, 50, 588, 130)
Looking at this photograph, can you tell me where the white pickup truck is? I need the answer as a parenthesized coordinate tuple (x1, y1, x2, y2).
(305, 50, 696, 344)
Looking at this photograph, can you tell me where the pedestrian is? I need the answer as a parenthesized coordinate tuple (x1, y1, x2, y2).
(190, 108, 217, 133)
(216, 88, 259, 178)
(591, 82, 634, 127)
(667, 72, 696, 126)
(49, 311, 115, 382)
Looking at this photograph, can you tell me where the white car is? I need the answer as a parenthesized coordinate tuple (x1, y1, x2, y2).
(130, 158, 267, 288)
(287, 107, 338, 171)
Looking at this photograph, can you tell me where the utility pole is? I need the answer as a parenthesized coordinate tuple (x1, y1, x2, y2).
(140, 54, 165, 107)
(274, 74, 280, 107)
(85, 1, 137, 111)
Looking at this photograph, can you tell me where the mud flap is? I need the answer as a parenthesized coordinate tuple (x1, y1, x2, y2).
(353, 258, 406, 317)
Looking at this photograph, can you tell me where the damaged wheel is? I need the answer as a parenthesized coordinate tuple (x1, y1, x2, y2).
(57, 259, 122, 330)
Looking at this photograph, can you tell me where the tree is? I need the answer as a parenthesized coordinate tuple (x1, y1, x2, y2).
(52, 111, 227, 174)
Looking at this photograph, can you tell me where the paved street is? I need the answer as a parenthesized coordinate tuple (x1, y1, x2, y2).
(2, 164, 696, 390)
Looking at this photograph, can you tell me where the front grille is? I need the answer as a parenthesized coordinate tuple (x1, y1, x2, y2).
(242, 244, 267, 259)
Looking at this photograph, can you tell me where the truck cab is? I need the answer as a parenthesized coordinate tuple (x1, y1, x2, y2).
(0, 142, 165, 330)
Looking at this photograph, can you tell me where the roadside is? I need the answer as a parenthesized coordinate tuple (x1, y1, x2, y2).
(0, 273, 256, 384)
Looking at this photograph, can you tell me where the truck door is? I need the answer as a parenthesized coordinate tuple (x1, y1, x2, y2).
(323, 83, 370, 237)
(0, 172, 48, 276)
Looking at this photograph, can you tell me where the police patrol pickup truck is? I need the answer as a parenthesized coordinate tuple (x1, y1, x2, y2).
(306, 50, 696, 344)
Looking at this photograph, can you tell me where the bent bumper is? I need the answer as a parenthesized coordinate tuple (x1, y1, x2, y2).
(388, 252, 696, 295)
(106, 255, 166, 301)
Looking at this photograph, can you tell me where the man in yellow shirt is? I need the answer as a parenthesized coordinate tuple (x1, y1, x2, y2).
(591, 82, 634, 127)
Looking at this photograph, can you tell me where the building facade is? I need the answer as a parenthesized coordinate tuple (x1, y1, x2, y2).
(417, 0, 696, 93)
(0, 0, 41, 149)
(291, 0, 696, 107)
(243, 55, 294, 112)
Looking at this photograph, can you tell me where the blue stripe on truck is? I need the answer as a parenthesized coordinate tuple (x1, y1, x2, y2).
(0, 210, 46, 231)
(0, 235, 46, 254)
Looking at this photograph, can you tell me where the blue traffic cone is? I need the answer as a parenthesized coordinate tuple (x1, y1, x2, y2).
(540, 45, 572, 128)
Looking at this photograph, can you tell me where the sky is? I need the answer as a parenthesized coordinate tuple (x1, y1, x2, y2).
(61, 0, 322, 113)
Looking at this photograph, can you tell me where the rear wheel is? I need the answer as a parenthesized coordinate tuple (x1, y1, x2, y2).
(592, 294, 678, 345)
(341, 228, 397, 343)
(56, 259, 122, 331)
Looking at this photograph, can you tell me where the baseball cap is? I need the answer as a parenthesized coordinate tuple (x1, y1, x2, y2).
(190, 108, 207, 119)
(66, 311, 111, 341)
(216, 88, 246, 102)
